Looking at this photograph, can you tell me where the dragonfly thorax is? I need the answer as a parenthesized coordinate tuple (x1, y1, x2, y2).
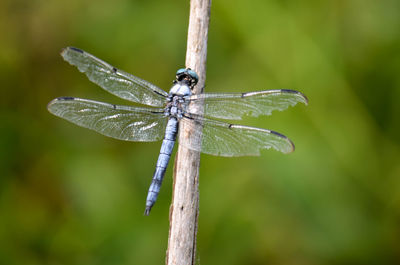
(169, 83, 191, 96)
(165, 95, 188, 119)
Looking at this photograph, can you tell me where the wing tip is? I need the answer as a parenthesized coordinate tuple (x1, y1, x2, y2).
(298, 91, 309, 105)
(47, 97, 76, 111)
(57, 96, 76, 101)
(61, 46, 83, 55)
(280, 89, 309, 105)
(270, 130, 295, 154)
(60, 47, 85, 63)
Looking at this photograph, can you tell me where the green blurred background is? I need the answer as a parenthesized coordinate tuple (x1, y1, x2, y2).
(1, 0, 400, 264)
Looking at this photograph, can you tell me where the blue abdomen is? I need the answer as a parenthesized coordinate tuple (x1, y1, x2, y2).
(144, 118, 178, 215)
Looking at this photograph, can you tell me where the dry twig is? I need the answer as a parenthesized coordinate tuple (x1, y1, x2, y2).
(166, 0, 211, 264)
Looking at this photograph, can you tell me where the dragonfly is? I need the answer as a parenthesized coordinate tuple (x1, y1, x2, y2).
(48, 47, 308, 215)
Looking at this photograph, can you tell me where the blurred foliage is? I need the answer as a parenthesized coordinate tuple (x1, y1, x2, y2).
(1, 0, 400, 264)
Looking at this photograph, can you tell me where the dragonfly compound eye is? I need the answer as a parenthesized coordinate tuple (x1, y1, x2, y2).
(187, 69, 199, 86)
(176, 68, 186, 78)
(176, 68, 198, 87)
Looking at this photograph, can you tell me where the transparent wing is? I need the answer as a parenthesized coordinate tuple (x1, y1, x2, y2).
(48, 97, 167, 142)
(61, 47, 168, 107)
(179, 114, 294, 156)
(188, 89, 308, 120)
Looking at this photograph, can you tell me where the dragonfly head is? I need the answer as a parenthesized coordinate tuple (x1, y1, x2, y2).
(176, 68, 199, 89)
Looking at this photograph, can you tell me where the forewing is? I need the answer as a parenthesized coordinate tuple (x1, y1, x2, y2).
(188, 89, 308, 120)
(61, 47, 168, 107)
(48, 97, 167, 142)
(179, 114, 294, 156)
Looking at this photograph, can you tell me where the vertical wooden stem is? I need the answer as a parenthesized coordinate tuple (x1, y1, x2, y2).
(166, 0, 211, 264)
